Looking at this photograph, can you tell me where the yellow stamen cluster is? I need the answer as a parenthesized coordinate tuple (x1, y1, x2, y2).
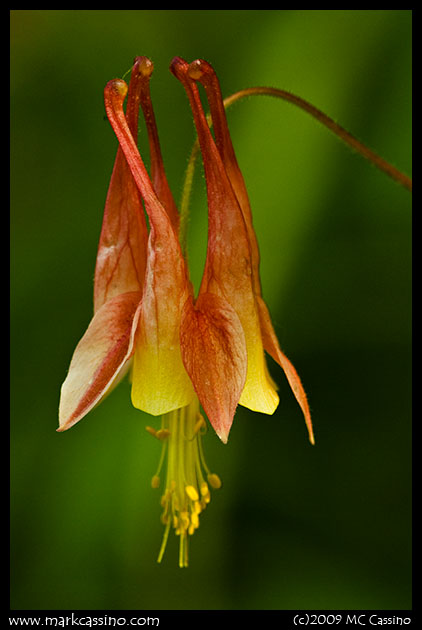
(146, 399, 221, 567)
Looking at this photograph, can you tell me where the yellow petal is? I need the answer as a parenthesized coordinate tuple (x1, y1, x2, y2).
(131, 323, 195, 416)
(237, 311, 279, 415)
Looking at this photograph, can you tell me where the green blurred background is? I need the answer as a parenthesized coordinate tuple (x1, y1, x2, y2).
(10, 10, 411, 610)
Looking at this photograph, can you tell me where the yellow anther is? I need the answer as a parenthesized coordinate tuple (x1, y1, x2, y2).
(156, 429, 171, 440)
(160, 513, 169, 525)
(180, 511, 190, 530)
(207, 473, 222, 489)
(151, 475, 160, 489)
(191, 511, 199, 529)
(193, 414, 206, 436)
(151, 401, 223, 566)
(185, 485, 199, 502)
(146, 426, 171, 441)
(160, 488, 172, 506)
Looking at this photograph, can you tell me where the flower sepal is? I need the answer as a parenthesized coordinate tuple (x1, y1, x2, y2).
(58, 290, 142, 432)
(180, 291, 247, 443)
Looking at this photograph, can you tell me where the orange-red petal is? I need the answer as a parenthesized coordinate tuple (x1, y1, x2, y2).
(184, 58, 314, 443)
(58, 291, 142, 432)
(256, 296, 315, 444)
(180, 292, 247, 443)
(137, 56, 180, 232)
(94, 58, 148, 312)
(171, 57, 279, 416)
(104, 77, 195, 415)
(188, 59, 262, 298)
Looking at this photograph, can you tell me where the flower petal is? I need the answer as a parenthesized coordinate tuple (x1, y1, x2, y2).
(188, 59, 262, 298)
(180, 292, 247, 443)
(171, 57, 279, 415)
(58, 291, 142, 432)
(130, 227, 196, 416)
(104, 78, 195, 415)
(185, 59, 314, 443)
(256, 296, 315, 444)
(137, 56, 180, 232)
(94, 58, 148, 312)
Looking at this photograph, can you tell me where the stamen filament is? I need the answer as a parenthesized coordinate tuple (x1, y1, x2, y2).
(152, 440, 168, 486)
(197, 430, 211, 477)
(151, 398, 221, 566)
(157, 518, 171, 564)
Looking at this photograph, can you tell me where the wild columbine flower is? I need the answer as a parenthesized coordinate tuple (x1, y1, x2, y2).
(58, 56, 314, 567)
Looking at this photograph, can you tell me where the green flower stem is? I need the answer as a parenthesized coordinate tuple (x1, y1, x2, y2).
(178, 85, 411, 250)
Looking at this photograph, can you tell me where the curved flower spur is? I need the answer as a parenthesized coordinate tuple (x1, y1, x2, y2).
(58, 56, 314, 567)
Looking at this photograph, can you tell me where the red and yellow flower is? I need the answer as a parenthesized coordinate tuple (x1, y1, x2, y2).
(58, 56, 314, 567)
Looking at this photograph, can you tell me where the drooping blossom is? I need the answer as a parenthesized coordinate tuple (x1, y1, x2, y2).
(58, 56, 313, 566)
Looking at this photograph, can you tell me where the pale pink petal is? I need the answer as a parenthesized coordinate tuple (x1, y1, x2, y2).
(58, 291, 142, 432)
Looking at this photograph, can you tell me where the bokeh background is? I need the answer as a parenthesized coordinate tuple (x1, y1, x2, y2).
(10, 10, 411, 610)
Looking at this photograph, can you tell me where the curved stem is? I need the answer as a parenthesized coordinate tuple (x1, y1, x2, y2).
(179, 85, 411, 246)
(226, 87, 412, 192)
